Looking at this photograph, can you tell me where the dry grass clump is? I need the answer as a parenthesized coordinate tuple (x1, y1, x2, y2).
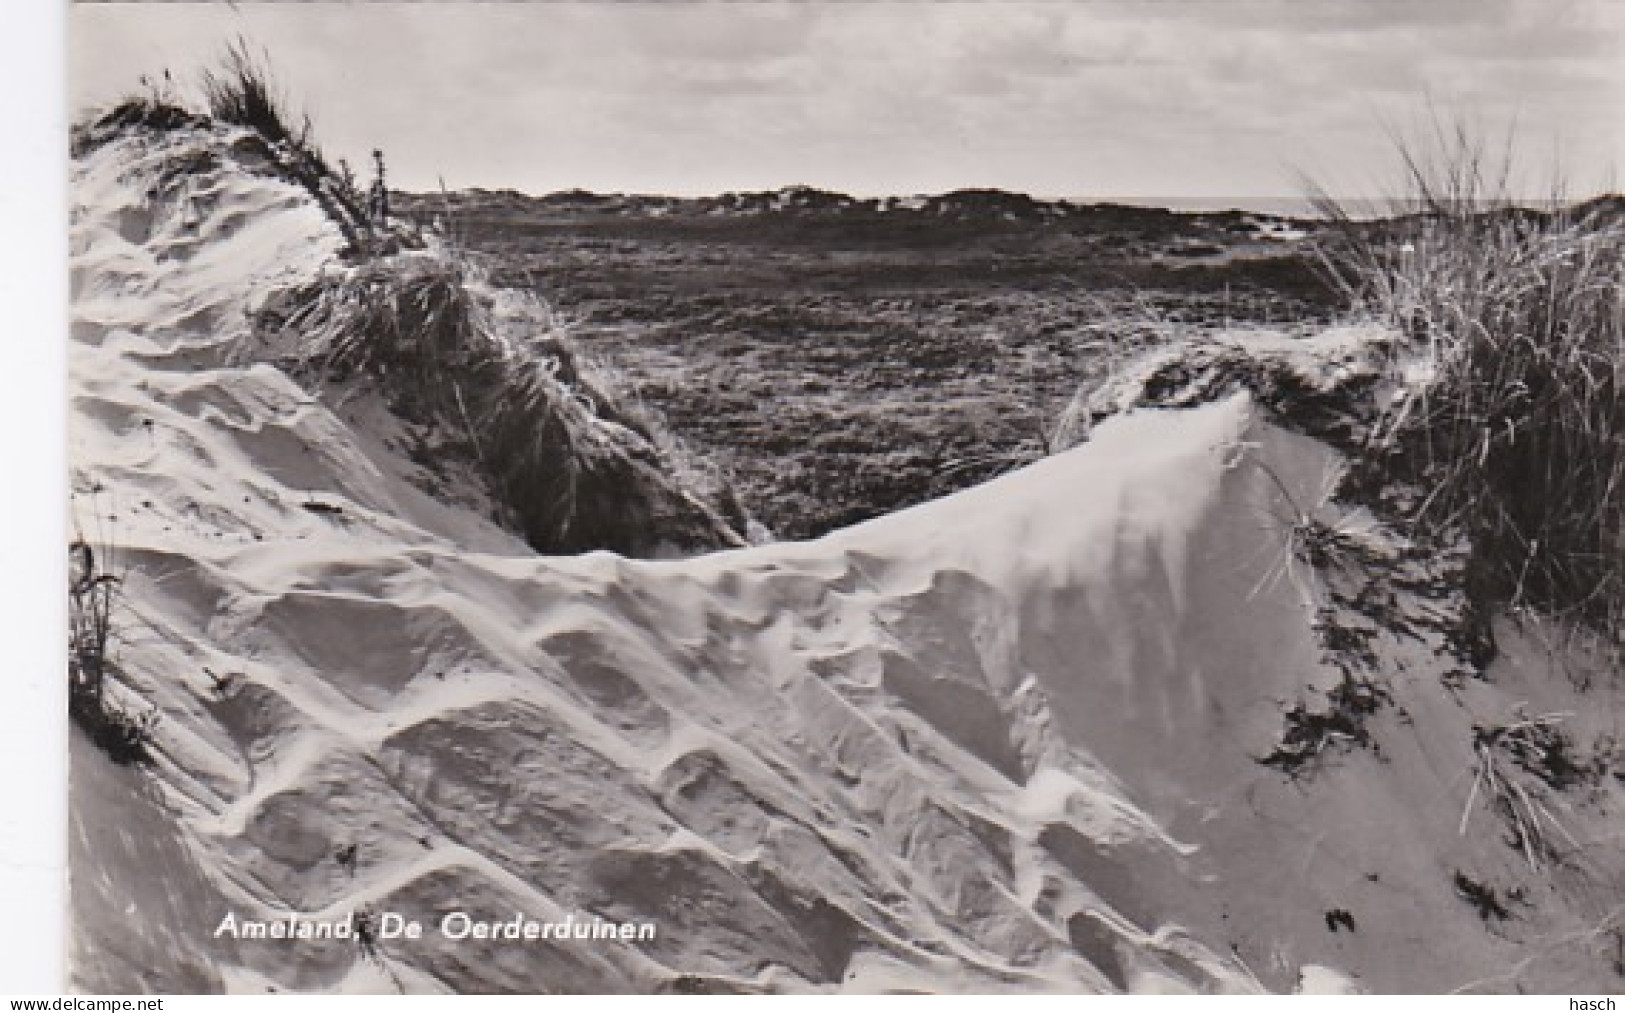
(273, 255, 744, 555)
(1260, 677, 1389, 776)
(198, 39, 383, 255)
(1460, 710, 1595, 872)
(68, 540, 155, 765)
(1313, 126, 1625, 645)
(199, 39, 304, 150)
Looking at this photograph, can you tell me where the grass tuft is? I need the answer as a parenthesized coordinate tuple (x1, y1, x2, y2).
(1460, 711, 1592, 871)
(77, 40, 741, 555)
(81, 38, 383, 257)
(1311, 123, 1625, 647)
(68, 540, 156, 766)
(199, 38, 301, 146)
(1260, 677, 1389, 776)
(70, 72, 206, 158)
(268, 254, 745, 555)
(198, 39, 386, 255)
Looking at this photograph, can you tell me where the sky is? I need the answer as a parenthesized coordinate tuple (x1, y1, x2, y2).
(69, 1, 1625, 203)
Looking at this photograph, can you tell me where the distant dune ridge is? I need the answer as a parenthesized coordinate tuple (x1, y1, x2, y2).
(396, 182, 1319, 233)
(65, 93, 1625, 995)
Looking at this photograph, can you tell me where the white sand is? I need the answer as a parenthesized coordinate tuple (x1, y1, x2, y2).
(67, 123, 1625, 994)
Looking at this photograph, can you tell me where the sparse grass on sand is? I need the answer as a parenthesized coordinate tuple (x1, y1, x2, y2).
(73, 39, 384, 256)
(1312, 126, 1624, 648)
(81, 42, 745, 557)
(273, 253, 744, 554)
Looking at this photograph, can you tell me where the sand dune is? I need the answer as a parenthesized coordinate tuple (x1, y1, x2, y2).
(68, 122, 1624, 994)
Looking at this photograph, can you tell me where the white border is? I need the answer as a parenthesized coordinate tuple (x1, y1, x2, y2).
(0, 0, 70, 996)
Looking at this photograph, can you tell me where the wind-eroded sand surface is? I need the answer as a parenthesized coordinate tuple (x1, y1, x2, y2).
(67, 124, 1624, 994)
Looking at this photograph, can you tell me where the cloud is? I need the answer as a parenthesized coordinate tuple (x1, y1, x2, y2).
(69, 1, 1623, 199)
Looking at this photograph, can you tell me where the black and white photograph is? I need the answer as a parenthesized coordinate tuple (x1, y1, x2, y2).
(56, 0, 1625, 995)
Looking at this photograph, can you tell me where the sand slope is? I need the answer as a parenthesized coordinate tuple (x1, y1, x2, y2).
(67, 124, 1625, 994)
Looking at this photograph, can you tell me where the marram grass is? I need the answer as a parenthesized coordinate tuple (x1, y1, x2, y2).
(1315, 131, 1624, 644)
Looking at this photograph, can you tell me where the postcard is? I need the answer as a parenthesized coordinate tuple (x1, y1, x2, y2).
(61, 0, 1625, 995)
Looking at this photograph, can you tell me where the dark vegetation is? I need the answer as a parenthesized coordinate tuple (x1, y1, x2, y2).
(1069, 132, 1625, 788)
(258, 256, 745, 554)
(393, 189, 1337, 538)
(1462, 711, 1611, 872)
(1474, 715, 1601, 793)
(1261, 678, 1390, 776)
(68, 540, 155, 765)
(1249, 134, 1625, 807)
(80, 43, 745, 557)
(195, 42, 378, 255)
(74, 40, 404, 259)
(1452, 870, 1519, 922)
(1311, 127, 1625, 656)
